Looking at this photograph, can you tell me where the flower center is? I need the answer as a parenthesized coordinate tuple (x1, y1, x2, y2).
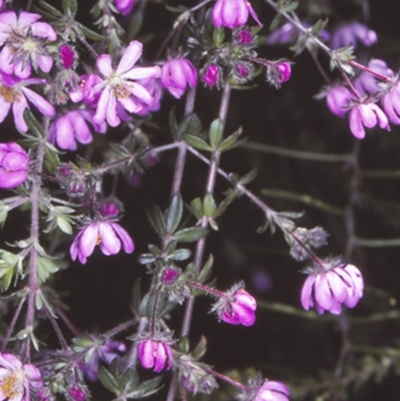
(0, 85, 20, 103)
(1, 373, 22, 400)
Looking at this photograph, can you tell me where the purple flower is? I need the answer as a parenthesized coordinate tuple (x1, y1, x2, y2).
(0, 352, 42, 401)
(161, 58, 197, 99)
(203, 64, 219, 87)
(211, 0, 262, 29)
(0, 11, 57, 78)
(326, 86, 353, 117)
(83, 340, 126, 381)
(0, 73, 55, 132)
(100, 200, 121, 217)
(331, 22, 377, 49)
(354, 59, 394, 96)
(349, 102, 390, 139)
(220, 289, 256, 326)
(252, 380, 290, 401)
(276, 62, 291, 83)
(382, 81, 400, 124)
(138, 340, 173, 372)
(235, 29, 253, 44)
(115, 0, 135, 15)
(70, 221, 134, 264)
(0, 142, 29, 189)
(50, 109, 105, 151)
(135, 77, 162, 115)
(301, 262, 364, 315)
(90, 40, 161, 127)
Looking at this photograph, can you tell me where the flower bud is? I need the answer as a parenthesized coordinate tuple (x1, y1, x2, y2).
(0, 143, 29, 189)
(59, 45, 76, 69)
(161, 59, 198, 99)
(276, 62, 291, 83)
(203, 64, 219, 87)
(326, 86, 353, 117)
(219, 288, 257, 326)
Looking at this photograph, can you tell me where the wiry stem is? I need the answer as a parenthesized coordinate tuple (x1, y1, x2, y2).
(1, 297, 26, 352)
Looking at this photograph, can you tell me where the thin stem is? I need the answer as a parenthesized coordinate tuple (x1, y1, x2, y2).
(186, 280, 224, 297)
(349, 60, 393, 82)
(56, 308, 81, 337)
(150, 289, 161, 337)
(341, 68, 362, 101)
(205, 367, 247, 390)
(103, 317, 137, 338)
(308, 50, 331, 84)
(289, 232, 324, 267)
(24, 130, 48, 362)
(1, 297, 26, 352)
(45, 307, 68, 350)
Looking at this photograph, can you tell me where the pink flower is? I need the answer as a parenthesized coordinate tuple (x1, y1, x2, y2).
(203, 64, 220, 87)
(211, 0, 262, 29)
(221, 289, 257, 326)
(276, 62, 291, 83)
(252, 380, 290, 401)
(59, 45, 76, 69)
(70, 221, 134, 264)
(114, 0, 135, 15)
(161, 58, 197, 99)
(138, 340, 173, 372)
(382, 81, 400, 124)
(0, 142, 29, 189)
(0, 11, 57, 78)
(331, 22, 377, 49)
(0, 352, 42, 401)
(90, 41, 161, 127)
(68, 386, 86, 401)
(326, 86, 353, 117)
(0, 73, 55, 132)
(50, 109, 105, 151)
(301, 262, 364, 315)
(349, 103, 390, 139)
(135, 77, 162, 115)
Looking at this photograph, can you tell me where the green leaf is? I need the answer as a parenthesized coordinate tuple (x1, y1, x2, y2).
(218, 127, 242, 151)
(23, 109, 44, 137)
(124, 377, 162, 399)
(56, 215, 73, 234)
(168, 248, 191, 261)
(37, 257, 59, 284)
(189, 197, 203, 219)
(127, 10, 143, 40)
(98, 366, 120, 394)
(166, 194, 183, 234)
(270, 13, 282, 32)
(282, 0, 299, 13)
(174, 227, 209, 243)
(120, 368, 139, 395)
(192, 335, 207, 360)
(147, 205, 167, 236)
(62, 0, 78, 16)
(213, 27, 225, 46)
(36, 0, 63, 17)
(0, 201, 9, 227)
(209, 118, 223, 148)
(138, 254, 156, 265)
(203, 193, 216, 218)
(177, 113, 202, 140)
(78, 25, 105, 41)
(198, 254, 213, 284)
(184, 134, 212, 152)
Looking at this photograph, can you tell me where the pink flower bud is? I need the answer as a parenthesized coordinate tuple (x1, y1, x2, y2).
(326, 86, 353, 117)
(221, 289, 256, 326)
(212, 0, 262, 29)
(161, 59, 198, 99)
(276, 62, 291, 83)
(138, 340, 173, 372)
(203, 64, 219, 87)
(59, 45, 76, 69)
(235, 29, 253, 44)
(0, 142, 29, 189)
(68, 386, 86, 401)
(252, 380, 290, 401)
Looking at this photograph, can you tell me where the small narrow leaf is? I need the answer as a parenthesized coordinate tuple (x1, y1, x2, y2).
(23, 109, 45, 137)
(174, 227, 209, 243)
(166, 194, 183, 234)
(184, 135, 212, 152)
(147, 205, 167, 236)
(209, 118, 223, 148)
(98, 366, 120, 394)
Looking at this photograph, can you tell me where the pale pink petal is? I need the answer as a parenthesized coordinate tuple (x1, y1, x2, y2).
(0, 96, 11, 122)
(314, 273, 332, 312)
(14, 60, 31, 79)
(37, 54, 53, 73)
(116, 40, 143, 75)
(0, 46, 15, 75)
(22, 87, 55, 117)
(122, 66, 161, 81)
(12, 95, 29, 132)
(79, 224, 99, 260)
(93, 86, 112, 125)
(31, 21, 57, 40)
(55, 115, 75, 150)
(0, 11, 16, 27)
(98, 222, 121, 255)
(18, 12, 41, 28)
(71, 111, 92, 144)
(154, 343, 167, 372)
(96, 54, 114, 77)
(110, 223, 134, 253)
(129, 83, 152, 104)
(300, 275, 315, 310)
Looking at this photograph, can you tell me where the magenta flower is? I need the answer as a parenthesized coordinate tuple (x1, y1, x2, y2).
(0, 353, 42, 401)
(220, 289, 257, 326)
(138, 340, 173, 372)
(68, 386, 86, 401)
(252, 380, 290, 401)
(161, 58, 197, 99)
(349, 102, 390, 139)
(0, 11, 57, 78)
(276, 62, 291, 83)
(115, 0, 135, 15)
(301, 262, 364, 315)
(235, 29, 253, 45)
(354, 59, 394, 96)
(0, 142, 29, 189)
(203, 64, 220, 87)
(331, 22, 377, 49)
(50, 109, 105, 151)
(0, 73, 55, 132)
(70, 221, 134, 264)
(326, 86, 353, 117)
(382, 81, 400, 124)
(212, 0, 262, 29)
(59, 45, 76, 69)
(90, 40, 161, 127)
